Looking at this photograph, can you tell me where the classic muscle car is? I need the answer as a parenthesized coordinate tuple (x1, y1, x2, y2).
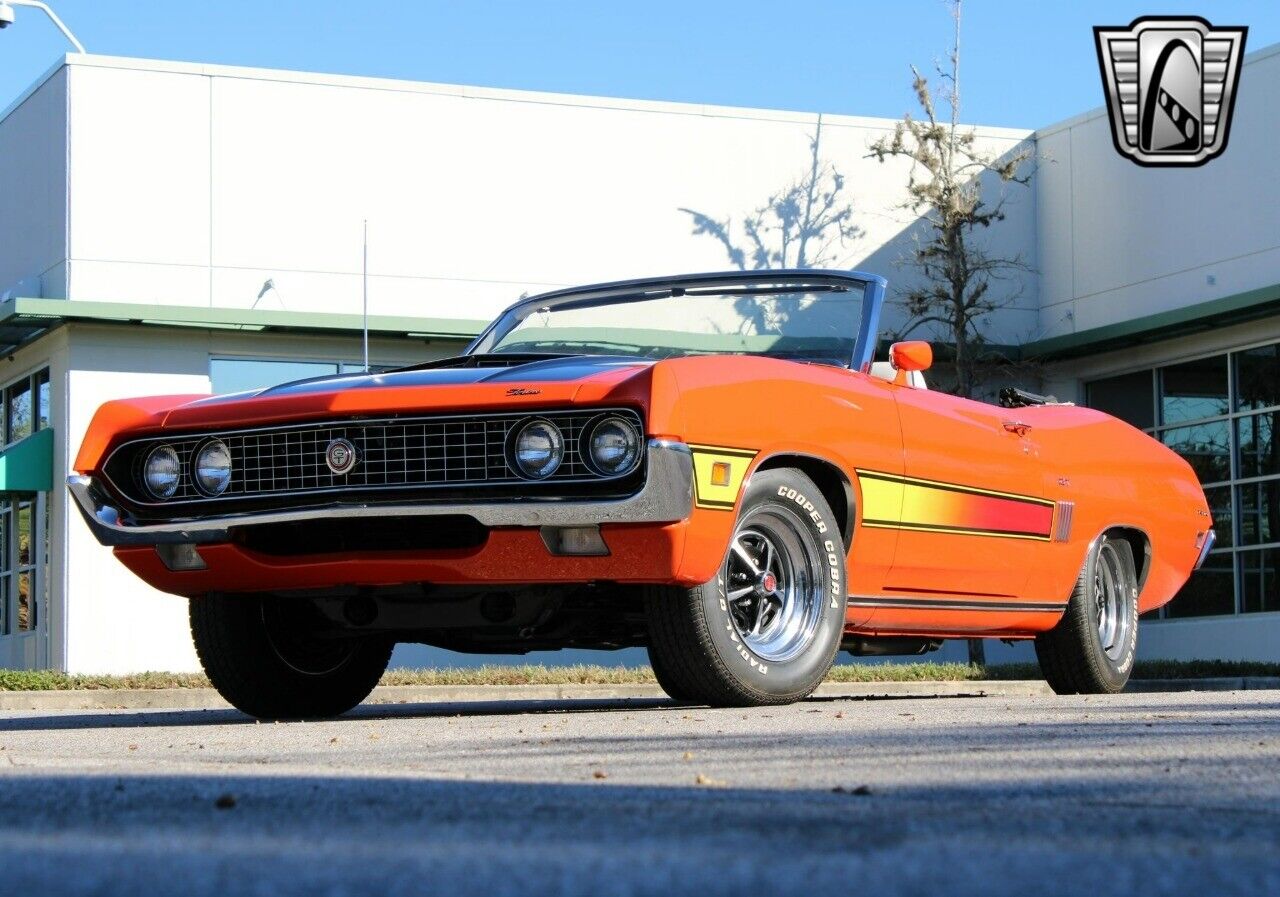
(69, 270, 1213, 719)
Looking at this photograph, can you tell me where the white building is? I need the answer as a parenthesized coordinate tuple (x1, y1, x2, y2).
(0, 51, 1275, 672)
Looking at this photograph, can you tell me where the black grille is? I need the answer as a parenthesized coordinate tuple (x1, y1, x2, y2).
(109, 408, 642, 506)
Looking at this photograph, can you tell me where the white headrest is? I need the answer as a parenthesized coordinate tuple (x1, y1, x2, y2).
(869, 361, 927, 389)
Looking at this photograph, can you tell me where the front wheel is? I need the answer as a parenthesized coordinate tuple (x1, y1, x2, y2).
(646, 468, 847, 706)
(1035, 535, 1139, 695)
(190, 594, 393, 719)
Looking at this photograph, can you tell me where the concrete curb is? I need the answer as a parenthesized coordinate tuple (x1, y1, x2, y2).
(1123, 676, 1280, 693)
(0, 680, 1051, 712)
(0, 678, 1273, 712)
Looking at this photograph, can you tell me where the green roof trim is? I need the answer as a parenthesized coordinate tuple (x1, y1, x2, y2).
(5, 283, 1280, 365)
(0, 297, 488, 354)
(0, 428, 54, 493)
(1023, 283, 1280, 361)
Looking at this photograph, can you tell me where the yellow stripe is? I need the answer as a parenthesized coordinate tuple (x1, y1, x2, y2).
(854, 468, 1056, 507)
(690, 445, 757, 510)
(687, 443, 759, 458)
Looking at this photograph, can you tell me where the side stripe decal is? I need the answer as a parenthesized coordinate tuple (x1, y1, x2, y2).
(855, 469, 1056, 541)
(688, 444, 757, 510)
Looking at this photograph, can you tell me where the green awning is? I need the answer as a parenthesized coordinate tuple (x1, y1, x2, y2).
(0, 297, 488, 357)
(0, 428, 54, 493)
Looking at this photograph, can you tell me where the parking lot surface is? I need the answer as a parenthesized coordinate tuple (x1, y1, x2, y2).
(0, 690, 1277, 896)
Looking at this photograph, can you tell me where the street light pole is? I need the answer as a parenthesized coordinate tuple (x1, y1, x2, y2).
(0, 1, 87, 53)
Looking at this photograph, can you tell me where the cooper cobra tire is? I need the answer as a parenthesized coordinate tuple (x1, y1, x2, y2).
(648, 643, 693, 702)
(646, 468, 846, 707)
(190, 594, 393, 720)
(1035, 535, 1139, 695)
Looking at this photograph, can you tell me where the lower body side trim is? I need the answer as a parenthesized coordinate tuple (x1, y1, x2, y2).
(847, 595, 1067, 613)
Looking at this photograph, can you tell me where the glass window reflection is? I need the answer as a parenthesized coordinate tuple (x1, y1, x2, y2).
(1086, 371, 1155, 430)
(1238, 480, 1279, 547)
(1160, 355, 1229, 426)
(1240, 549, 1279, 614)
(1161, 421, 1231, 484)
(1235, 343, 1280, 412)
(1237, 413, 1278, 480)
(1164, 558, 1235, 617)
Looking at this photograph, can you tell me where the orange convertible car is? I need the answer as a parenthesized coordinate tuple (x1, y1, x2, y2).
(70, 270, 1212, 718)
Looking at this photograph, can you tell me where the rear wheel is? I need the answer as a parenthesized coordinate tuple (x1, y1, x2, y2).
(1035, 535, 1139, 695)
(646, 469, 846, 706)
(190, 594, 393, 719)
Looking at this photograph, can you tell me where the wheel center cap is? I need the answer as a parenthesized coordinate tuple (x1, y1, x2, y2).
(759, 571, 778, 593)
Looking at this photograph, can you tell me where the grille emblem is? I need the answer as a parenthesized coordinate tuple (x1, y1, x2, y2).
(325, 438, 358, 475)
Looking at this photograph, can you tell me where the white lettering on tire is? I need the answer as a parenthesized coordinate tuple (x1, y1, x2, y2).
(777, 486, 828, 534)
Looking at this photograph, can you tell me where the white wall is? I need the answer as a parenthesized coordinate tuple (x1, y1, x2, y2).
(0, 67, 67, 300)
(1034, 44, 1280, 341)
(56, 55, 1038, 344)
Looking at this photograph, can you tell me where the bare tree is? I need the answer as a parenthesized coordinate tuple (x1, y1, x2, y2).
(680, 116, 861, 270)
(867, 0, 1032, 400)
(870, 0, 1032, 667)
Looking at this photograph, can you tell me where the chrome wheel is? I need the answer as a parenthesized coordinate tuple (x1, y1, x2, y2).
(724, 507, 826, 664)
(1093, 540, 1134, 662)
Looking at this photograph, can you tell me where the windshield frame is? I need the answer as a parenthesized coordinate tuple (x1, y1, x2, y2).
(466, 269, 888, 371)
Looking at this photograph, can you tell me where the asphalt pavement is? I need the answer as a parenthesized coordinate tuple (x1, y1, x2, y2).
(0, 690, 1276, 897)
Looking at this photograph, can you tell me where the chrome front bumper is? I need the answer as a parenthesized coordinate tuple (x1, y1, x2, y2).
(68, 439, 694, 548)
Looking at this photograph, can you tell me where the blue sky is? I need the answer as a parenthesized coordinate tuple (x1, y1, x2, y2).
(2, 1, 1277, 127)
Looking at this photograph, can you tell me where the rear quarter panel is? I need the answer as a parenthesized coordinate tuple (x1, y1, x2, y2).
(1028, 405, 1209, 613)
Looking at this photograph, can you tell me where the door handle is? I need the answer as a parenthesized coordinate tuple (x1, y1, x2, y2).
(1002, 420, 1031, 436)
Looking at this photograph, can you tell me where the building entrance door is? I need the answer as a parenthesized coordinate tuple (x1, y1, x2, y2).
(0, 492, 50, 669)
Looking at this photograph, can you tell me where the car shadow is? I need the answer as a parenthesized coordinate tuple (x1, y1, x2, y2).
(0, 691, 973, 732)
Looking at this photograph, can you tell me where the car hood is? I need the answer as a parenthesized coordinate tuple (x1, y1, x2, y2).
(160, 355, 657, 430)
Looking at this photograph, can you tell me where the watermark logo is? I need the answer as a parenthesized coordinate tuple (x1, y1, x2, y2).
(1094, 16, 1247, 167)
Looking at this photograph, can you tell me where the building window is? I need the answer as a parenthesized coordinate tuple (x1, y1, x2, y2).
(2, 368, 50, 448)
(1087, 342, 1280, 619)
(211, 358, 396, 395)
(1086, 370, 1155, 430)
(0, 368, 51, 639)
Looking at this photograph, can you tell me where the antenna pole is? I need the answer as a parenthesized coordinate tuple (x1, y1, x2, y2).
(362, 218, 370, 372)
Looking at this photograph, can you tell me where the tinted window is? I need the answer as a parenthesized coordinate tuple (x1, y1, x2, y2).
(1161, 421, 1231, 484)
(1237, 413, 1278, 479)
(1205, 486, 1233, 548)
(6, 379, 31, 443)
(36, 369, 50, 431)
(1238, 481, 1278, 547)
(1241, 549, 1280, 614)
(1160, 355, 1228, 425)
(1086, 371, 1154, 429)
(1236, 343, 1280, 412)
(1165, 559, 1235, 617)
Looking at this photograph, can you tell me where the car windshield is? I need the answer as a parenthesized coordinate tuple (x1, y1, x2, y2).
(477, 282, 867, 366)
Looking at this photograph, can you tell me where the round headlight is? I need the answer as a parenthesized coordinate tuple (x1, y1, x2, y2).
(143, 445, 181, 499)
(586, 416, 641, 476)
(194, 440, 233, 496)
(512, 420, 564, 479)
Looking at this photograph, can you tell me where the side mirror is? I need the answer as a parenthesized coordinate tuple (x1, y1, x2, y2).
(889, 341, 932, 386)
